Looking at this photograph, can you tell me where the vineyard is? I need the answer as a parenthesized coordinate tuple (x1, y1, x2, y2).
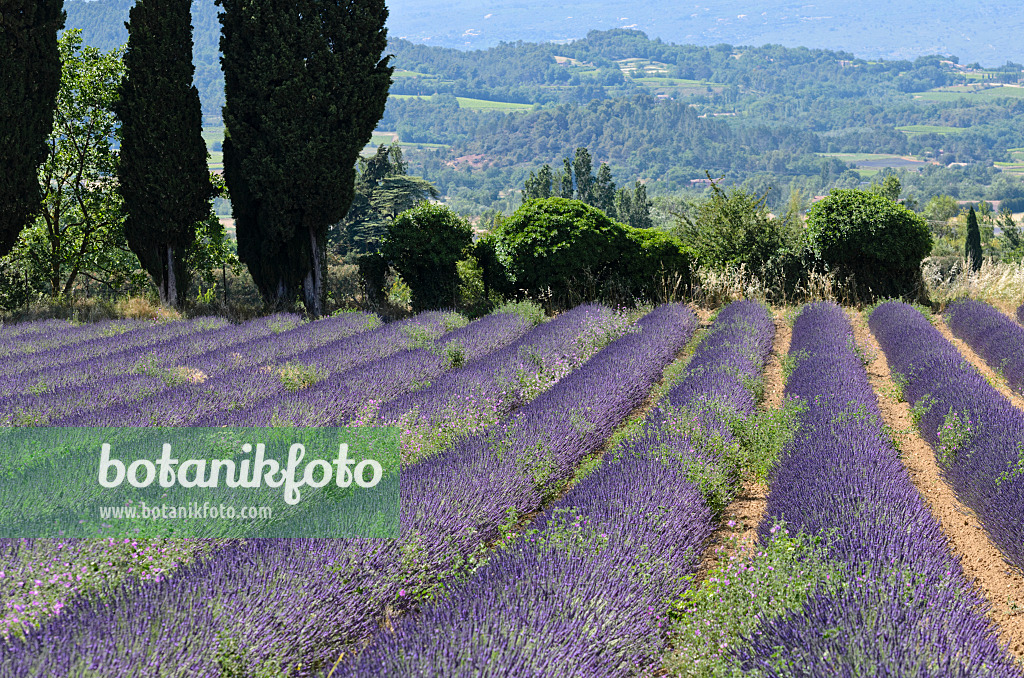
(1, 299, 1024, 676)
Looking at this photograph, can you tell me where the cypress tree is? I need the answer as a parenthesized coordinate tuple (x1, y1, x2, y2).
(965, 206, 982, 272)
(117, 0, 214, 309)
(218, 0, 392, 315)
(0, 0, 65, 257)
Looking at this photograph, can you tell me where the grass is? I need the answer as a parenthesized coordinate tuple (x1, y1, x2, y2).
(632, 77, 712, 87)
(388, 94, 534, 111)
(815, 152, 911, 161)
(914, 85, 1024, 101)
(896, 124, 962, 135)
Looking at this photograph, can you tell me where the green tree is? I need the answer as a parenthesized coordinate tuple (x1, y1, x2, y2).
(870, 174, 901, 202)
(593, 163, 616, 215)
(674, 180, 801, 283)
(218, 0, 392, 316)
(965, 206, 982, 271)
(572, 147, 595, 205)
(806, 189, 932, 300)
(523, 164, 553, 202)
(381, 203, 472, 311)
(996, 209, 1023, 262)
(334, 142, 437, 257)
(117, 0, 215, 309)
(923, 194, 961, 223)
(496, 197, 689, 305)
(8, 31, 144, 300)
(0, 0, 65, 257)
(558, 157, 574, 199)
(189, 173, 241, 295)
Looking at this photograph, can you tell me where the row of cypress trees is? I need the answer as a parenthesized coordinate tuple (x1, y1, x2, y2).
(1, 0, 392, 314)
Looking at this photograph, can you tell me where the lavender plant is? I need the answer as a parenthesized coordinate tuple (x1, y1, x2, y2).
(946, 298, 1024, 395)
(870, 301, 1024, 575)
(730, 302, 1022, 677)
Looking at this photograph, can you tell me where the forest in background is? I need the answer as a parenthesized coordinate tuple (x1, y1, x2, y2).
(63, 1, 1024, 218)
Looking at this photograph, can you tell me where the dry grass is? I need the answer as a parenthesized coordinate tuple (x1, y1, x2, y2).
(2, 296, 180, 324)
(923, 258, 1024, 313)
(691, 265, 841, 309)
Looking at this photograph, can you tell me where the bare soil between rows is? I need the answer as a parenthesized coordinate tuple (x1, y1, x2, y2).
(851, 310, 1024, 659)
(691, 309, 791, 582)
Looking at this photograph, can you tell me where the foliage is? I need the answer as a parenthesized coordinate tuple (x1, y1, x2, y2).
(117, 0, 215, 309)
(470, 233, 516, 300)
(674, 178, 805, 290)
(664, 526, 846, 678)
(495, 197, 690, 306)
(381, 203, 473, 312)
(521, 146, 653, 228)
(0, 0, 65, 258)
(187, 173, 242, 290)
(332, 142, 438, 258)
(491, 299, 547, 325)
(965, 206, 983, 272)
(805, 188, 932, 300)
(219, 0, 392, 315)
(3, 31, 147, 304)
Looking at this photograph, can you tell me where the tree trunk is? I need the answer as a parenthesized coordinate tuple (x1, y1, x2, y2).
(304, 224, 324, 317)
(164, 244, 178, 309)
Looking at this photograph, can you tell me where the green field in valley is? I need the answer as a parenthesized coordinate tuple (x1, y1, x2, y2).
(389, 94, 534, 110)
(914, 85, 1024, 101)
(896, 124, 963, 135)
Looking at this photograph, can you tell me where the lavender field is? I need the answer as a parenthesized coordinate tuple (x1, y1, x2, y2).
(1, 301, 1023, 676)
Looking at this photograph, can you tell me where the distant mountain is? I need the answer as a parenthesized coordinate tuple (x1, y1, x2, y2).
(64, 0, 1024, 118)
(64, 0, 223, 117)
(389, 0, 1024, 67)
(67, 0, 1024, 68)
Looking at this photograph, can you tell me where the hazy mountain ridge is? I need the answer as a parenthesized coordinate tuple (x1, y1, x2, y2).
(66, 0, 1024, 67)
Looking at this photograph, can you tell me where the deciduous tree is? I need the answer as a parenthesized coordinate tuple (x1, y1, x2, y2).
(381, 203, 472, 311)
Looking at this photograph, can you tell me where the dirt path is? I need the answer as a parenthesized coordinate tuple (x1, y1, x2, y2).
(850, 309, 1024, 659)
(934, 314, 1024, 413)
(692, 309, 790, 578)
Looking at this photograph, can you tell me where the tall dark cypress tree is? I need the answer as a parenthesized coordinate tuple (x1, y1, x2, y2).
(218, 0, 393, 315)
(0, 0, 65, 257)
(117, 0, 213, 309)
(965, 205, 982, 272)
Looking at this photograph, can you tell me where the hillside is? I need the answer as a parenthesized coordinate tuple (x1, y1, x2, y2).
(63, 2, 1024, 216)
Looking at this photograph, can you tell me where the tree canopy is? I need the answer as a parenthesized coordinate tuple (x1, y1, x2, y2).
(0, 0, 65, 258)
(117, 0, 214, 309)
(219, 0, 393, 315)
(806, 188, 932, 300)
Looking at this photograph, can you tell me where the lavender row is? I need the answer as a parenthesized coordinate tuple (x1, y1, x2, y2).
(1017, 301, 1024, 326)
(0, 304, 697, 676)
(946, 298, 1024, 395)
(870, 301, 1024, 573)
(0, 318, 72, 341)
(0, 311, 525, 637)
(0, 312, 303, 399)
(56, 311, 457, 427)
(208, 311, 536, 427)
(380, 303, 635, 462)
(0, 317, 226, 380)
(0, 313, 309, 422)
(341, 301, 774, 676)
(0, 319, 147, 361)
(740, 302, 1020, 676)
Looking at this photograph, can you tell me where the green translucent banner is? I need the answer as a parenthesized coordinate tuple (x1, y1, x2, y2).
(0, 427, 399, 538)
